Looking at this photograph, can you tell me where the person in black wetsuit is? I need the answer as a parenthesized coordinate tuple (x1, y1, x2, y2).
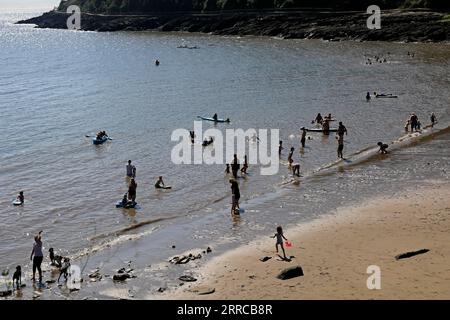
(377, 142, 389, 154)
(231, 154, 240, 179)
(337, 122, 348, 137)
(300, 127, 307, 148)
(229, 179, 240, 215)
(410, 113, 418, 132)
(315, 113, 323, 124)
(430, 113, 437, 127)
(212, 113, 218, 121)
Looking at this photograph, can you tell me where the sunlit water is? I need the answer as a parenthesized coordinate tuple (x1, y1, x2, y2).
(0, 12, 449, 298)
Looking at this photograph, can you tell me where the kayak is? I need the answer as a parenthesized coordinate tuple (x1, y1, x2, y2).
(197, 116, 230, 123)
(305, 128, 338, 132)
(116, 201, 137, 209)
(93, 136, 108, 145)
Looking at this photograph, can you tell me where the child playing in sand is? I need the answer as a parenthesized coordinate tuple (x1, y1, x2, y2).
(272, 226, 288, 259)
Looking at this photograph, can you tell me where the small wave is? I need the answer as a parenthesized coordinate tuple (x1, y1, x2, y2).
(90, 216, 179, 241)
(312, 122, 450, 176)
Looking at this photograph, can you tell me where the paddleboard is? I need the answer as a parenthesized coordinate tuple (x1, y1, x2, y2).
(116, 201, 137, 209)
(376, 95, 398, 98)
(305, 128, 338, 132)
(197, 116, 230, 123)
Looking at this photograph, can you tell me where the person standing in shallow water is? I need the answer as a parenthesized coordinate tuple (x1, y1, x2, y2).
(231, 154, 240, 179)
(30, 231, 44, 283)
(128, 178, 137, 204)
(300, 127, 307, 148)
(241, 155, 248, 174)
(229, 179, 240, 215)
(126, 160, 136, 178)
(336, 135, 344, 159)
(430, 112, 437, 127)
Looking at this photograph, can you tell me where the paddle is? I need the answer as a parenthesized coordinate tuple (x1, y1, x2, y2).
(85, 134, 113, 140)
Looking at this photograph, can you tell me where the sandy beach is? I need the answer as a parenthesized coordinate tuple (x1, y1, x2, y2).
(165, 182, 450, 300)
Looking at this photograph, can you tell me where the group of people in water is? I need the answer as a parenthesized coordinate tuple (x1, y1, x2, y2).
(119, 160, 171, 208)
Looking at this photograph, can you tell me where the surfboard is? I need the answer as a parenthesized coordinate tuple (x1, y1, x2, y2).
(13, 200, 23, 206)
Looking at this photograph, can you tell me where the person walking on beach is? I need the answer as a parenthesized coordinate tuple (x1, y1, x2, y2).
(336, 135, 344, 159)
(231, 154, 240, 179)
(230, 179, 240, 215)
(300, 127, 307, 148)
(128, 178, 137, 204)
(126, 160, 136, 178)
(271, 226, 288, 260)
(241, 155, 249, 174)
(30, 231, 44, 283)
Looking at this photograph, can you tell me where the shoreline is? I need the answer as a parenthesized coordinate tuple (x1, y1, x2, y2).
(161, 181, 450, 299)
(18, 9, 450, 42)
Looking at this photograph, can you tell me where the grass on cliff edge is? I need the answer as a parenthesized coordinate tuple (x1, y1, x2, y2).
(441, 14, 450, 22)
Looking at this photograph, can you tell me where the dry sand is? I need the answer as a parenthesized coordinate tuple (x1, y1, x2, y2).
(164, 182, 450, 299)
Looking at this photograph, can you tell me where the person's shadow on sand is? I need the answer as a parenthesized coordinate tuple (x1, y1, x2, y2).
(276, 254, 295, 262)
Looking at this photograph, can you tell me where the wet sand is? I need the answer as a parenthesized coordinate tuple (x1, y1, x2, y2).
(164, 182, 450, 299)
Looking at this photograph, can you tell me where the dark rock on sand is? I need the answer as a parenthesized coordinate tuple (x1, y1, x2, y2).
(395, 249, 430, 260)
(179, 275, 197, 282)
(157, 287, 166, 293)
(277, 266, 304, 280)
(259, 256, 272, 262)
(113, 273, 131, 281)
(0, 290, 12, 297)
(189, 286, 215, 295)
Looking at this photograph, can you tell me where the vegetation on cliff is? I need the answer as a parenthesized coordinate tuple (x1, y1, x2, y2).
(56, 0, 449, 14)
